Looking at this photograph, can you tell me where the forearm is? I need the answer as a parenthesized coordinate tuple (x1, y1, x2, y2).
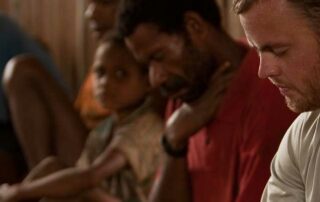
(82, 187, 121, 202)
(149, 155, 192, 202)
(12, 167, 94, 200)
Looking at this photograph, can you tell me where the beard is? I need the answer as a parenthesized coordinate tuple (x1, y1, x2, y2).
(160, 38, 218, 102)
(285, 58, 320, 113)
(285, 84, 320, 113)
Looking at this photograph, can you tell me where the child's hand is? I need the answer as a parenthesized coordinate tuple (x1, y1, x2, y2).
(0, 184, 17, 202)
(165, 62, 234, 149)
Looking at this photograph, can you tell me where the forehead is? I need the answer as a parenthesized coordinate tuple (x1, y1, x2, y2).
(240, 0, 312, 45)
(95, 42, 135, 64)
(125, 24, 162, 56)
(125, 23, 184, 61)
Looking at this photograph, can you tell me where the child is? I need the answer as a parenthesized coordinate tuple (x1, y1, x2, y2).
(0, 35, 163, 202)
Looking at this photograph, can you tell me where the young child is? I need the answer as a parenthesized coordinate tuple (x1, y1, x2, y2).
(0, 35, 163, 202)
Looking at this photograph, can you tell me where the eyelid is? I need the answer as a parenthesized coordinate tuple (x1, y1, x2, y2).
(258, 45, 289, 56)
(273, 47, 289, 56)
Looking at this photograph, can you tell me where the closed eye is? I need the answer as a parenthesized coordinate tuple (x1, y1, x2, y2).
(258, 45, 289, 57)
(272, 47, 289, 56)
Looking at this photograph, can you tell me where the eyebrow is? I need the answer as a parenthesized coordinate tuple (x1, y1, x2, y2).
(249, 41, 288, 53)
(246, 36, 289, 52)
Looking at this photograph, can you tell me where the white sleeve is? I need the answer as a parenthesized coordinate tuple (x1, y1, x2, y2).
(261, 114, 307, 202)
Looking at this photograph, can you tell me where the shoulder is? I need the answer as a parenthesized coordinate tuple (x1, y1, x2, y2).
(86, 116, 114, 145)
(261, 111, 320, 201)
(276, 110, 320, 165)
(0, 14, 26, 43)
(287, 110, 320, 144)
(129, 107, 164, 136)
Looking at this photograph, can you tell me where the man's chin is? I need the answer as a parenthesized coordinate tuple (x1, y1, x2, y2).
(174, 87, 207, 103)
(285, 97, 314, 113)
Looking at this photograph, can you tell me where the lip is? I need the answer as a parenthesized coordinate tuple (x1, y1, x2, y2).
(278, 86, 290, 96)
(269, 79, 289, 95)
(273, 84, 291, 97)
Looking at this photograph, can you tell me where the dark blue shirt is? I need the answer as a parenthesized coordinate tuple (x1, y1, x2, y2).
(0, 13, 65, 122)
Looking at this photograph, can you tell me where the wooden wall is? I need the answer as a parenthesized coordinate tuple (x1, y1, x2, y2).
(217, 0, 244, 39)
(0, 0, 96, 95)
(0, 0, 243, 96)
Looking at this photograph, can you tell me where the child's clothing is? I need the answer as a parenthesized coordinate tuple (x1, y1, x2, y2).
(78, 100, 163, 202)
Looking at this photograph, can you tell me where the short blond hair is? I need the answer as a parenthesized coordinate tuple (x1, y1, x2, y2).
(232, 0, 257, 14)
(233, 0, 320, 37)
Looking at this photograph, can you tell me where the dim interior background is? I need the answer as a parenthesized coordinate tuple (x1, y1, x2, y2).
(0, 0, 244, 96)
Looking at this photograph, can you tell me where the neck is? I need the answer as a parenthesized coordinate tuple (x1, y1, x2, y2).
(113, 99, 146, 123)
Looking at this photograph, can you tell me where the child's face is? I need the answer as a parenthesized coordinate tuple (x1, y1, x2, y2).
(92, 42, 150, 111)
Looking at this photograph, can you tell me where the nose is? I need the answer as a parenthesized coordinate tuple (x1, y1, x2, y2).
(149, 62, 169, 88)
(95, 73, 109, 89)
(258, 53, 281, 79)
(84, 3, 96, 20)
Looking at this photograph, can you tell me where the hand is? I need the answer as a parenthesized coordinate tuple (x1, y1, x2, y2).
(0, 184, 17, 202)
(165, 62, 235, 149)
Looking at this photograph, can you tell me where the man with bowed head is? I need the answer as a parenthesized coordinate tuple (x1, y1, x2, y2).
(116, 0, 297, 201)
(234, 0, 320, 201)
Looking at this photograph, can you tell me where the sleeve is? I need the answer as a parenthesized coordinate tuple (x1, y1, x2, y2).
(261, 114, 307, 202)
(109, 111, 163, 183)
(77, 117, 113, 168)
(236, 79, 297, 202)
(76, 131, 97, 168)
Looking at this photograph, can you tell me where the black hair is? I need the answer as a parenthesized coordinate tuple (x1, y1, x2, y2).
(99, 32, 149, 75)
(100, 31, 126, 48)
(116, 0, 221, 38)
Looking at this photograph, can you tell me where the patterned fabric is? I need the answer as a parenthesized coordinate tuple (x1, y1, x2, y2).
(78, 100, 163, 202)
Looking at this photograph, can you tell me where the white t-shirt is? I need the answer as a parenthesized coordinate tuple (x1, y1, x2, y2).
(261, 109, 320, 202)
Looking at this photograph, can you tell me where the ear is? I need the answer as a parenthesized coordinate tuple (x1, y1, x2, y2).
(184, 11, 209, 41)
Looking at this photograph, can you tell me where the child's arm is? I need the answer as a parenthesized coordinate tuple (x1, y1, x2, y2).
(0, 149, 127, 201)
(82, 187, 121, 202)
